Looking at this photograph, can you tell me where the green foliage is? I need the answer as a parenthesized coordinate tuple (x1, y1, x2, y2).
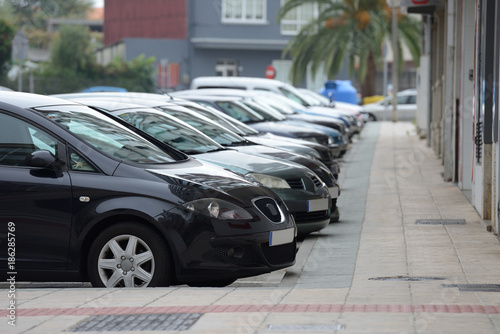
(277, 0, 421, 90)
(34, 54, 157, 95)
(49, 25, 94, 73)
(0, 18, 15, 73)
(2, 0, 93, 47)
(0, 0, 146, 94)
(103, 55, 157, 92)
(7, 0, 93, 27)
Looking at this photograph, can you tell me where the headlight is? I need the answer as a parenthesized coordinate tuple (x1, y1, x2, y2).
(247, 173, 291, 189)
(301, 137, 319, 144)
(182, 198, 252, 220)
(328, 136, 334, 145)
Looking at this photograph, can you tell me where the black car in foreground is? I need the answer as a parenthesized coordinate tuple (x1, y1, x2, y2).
(0, 92, 297, 287)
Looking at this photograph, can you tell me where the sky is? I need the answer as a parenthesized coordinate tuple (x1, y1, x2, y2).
(92, 0, 104, 8)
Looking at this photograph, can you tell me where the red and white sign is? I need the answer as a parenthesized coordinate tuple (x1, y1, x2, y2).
(265, 65, 276, 79)
(400, 0, 440, 6)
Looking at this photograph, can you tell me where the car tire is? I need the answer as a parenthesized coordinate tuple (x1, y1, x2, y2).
(368, 114, 377, 122)
(87, 222, 173, 288)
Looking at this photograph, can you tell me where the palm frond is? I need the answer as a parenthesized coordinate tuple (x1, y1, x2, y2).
(278, 0, 421, 91)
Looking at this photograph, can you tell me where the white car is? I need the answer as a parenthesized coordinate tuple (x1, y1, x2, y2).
(361, 89, 417, 122)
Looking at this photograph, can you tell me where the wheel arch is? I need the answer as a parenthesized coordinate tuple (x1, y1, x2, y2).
(78, 214, 179, 283)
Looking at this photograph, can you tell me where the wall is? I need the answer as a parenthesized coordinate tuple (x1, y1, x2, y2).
(190, 0, 288, 42)
(104, 0, 187, 45)
(458, 0, 475, 193)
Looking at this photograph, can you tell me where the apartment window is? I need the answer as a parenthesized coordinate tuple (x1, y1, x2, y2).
(216, 59, 239, 76)
(222, 0, 266, 24)
(280, 0, 319, 35)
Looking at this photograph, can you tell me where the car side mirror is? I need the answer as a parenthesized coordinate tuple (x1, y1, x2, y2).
(25, 150, 64, 169)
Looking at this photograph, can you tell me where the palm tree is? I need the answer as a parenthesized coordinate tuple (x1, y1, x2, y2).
(277, 0, 421, 98)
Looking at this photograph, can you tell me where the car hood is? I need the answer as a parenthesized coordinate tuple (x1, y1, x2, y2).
(229, 145, 335, 187)
(193, 149, 310, 180)
(282, 120, 342, 139)
(303, 105, 354, 118)
(248, 121, 328, 139)
(244, 135, 322, 159)
(286, 113, 344, 127)
(114, 157, 278, 205)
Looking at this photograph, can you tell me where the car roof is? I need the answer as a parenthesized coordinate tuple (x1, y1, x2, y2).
(66, 98, 160, 112)
(0, 91, 81, 109)
(53, 92, 174, 101)
(173, 88, 271, 98)
(192, 76, 285, 87)
(172, 94, 244, 102)
(55, 94, 176, 108)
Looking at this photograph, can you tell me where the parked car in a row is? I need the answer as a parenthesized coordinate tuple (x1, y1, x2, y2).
(53, 91, 341, 178)
(0, 92, 298, 288)
(189, 76, 364, 137)
(170, 89, 349, 157)
(0, 79, 361, 287)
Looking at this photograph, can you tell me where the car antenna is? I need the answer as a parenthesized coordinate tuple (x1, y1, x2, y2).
(155, 86, 175, 100)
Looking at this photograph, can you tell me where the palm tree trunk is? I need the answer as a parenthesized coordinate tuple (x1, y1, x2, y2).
(360, 51, 377, 99)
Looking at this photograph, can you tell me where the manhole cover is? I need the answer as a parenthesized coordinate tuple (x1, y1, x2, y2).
(267, 324, 344, 331)
(70, 313, 202, 332)
(369, 276, 446, 281)
(443, 284, 500, 292)
(416, 219, 466, 225)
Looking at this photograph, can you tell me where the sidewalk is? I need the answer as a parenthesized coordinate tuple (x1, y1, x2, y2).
(1, 121, 500, 334)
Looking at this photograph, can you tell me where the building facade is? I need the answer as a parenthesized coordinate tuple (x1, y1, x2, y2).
(98, 0, 355, 91)
(414, 0, 500, 237)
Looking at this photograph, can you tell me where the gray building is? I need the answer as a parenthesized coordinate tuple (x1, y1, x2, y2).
(98, 0, 352, 92)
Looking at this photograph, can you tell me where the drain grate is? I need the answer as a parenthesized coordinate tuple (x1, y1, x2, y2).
(267, 324, 344, 331)
(443, 284, 500, 292)
(415, 219, 466, 225)
(369, 276, 446, 282)
(70, 313, 202, 332)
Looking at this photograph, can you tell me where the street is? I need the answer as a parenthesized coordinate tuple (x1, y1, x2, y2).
(1, 121, 500, 333)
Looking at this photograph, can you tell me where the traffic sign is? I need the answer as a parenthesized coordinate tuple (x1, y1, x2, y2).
(265, 65, 276, 79)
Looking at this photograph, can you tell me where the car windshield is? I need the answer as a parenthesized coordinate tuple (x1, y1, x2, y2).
(303, 90, 332, 106)
(157, 106, 248, 146)
(278, 86, 311, 106)
(215, 101, 263, 123)
(116, 110, 224, 154)
(220, 116, 259, 135)
(180, 103, 245, 134)
(241, 99, 285, 121)
(195, 106, 260, 136)
(35, 105, 180, 164)
(257, 96, 297, 115)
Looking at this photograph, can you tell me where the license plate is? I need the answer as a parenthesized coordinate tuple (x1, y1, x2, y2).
(307, 198, 329, 212)
(269, 228, 295, 247)
(328, 186, 339, 198)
